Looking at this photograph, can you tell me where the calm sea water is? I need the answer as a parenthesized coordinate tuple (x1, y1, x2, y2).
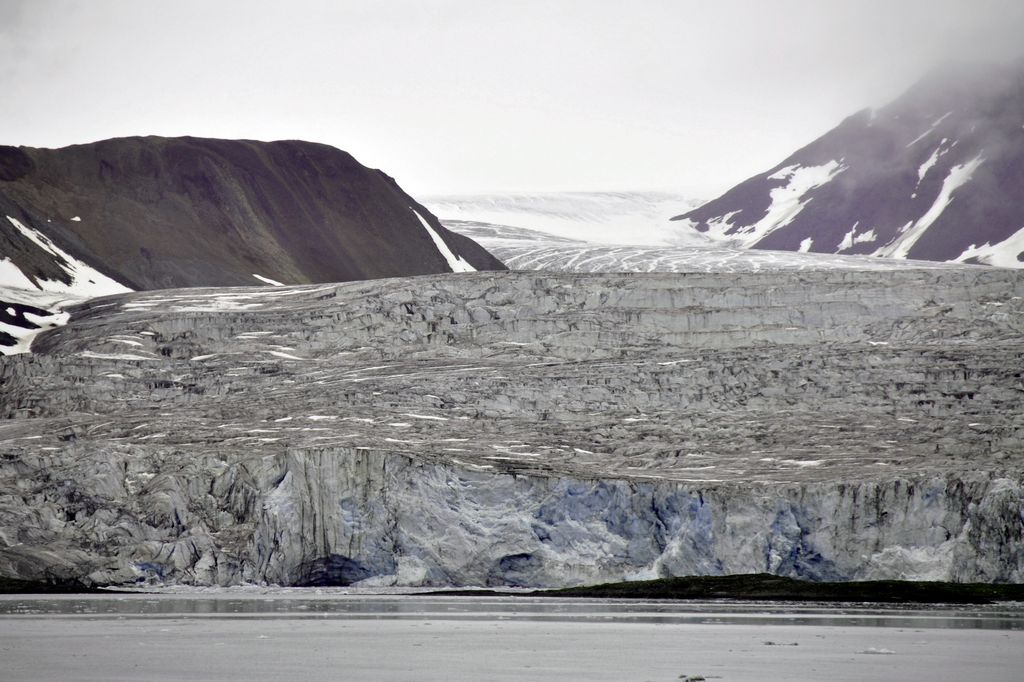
(3, 592, 1023, 681)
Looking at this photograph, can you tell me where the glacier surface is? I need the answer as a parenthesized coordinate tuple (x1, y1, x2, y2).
(1, 269, 1022, 587)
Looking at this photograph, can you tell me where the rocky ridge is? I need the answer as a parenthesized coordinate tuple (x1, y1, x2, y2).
(1, 267, 1023, 587)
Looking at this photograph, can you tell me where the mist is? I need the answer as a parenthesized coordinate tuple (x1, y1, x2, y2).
(2, 0, 1023, 196)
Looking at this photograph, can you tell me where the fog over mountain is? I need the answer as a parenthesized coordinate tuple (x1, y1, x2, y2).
(673, 60, 1024, 267)
(3, 1, 1023, 196)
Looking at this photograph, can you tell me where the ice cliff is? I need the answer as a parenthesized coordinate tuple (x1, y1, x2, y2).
(1, 268, 1022, 587)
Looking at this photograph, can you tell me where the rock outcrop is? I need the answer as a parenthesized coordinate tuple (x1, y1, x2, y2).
(1, 267, 1022, 587)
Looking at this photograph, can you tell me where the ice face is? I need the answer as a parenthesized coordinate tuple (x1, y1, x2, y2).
(1, 268, 1022, 587)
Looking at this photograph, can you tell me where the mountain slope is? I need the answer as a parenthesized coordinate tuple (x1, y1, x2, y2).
(0, 136, 504, 292)
(672, 61, 1024, 267)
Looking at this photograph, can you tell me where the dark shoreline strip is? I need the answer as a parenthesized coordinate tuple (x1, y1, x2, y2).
(6, 573, 1024, 603)
(534, 574, 1024, 604)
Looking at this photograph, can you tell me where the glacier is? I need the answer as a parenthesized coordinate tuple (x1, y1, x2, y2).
(1, 268, 1023, 587)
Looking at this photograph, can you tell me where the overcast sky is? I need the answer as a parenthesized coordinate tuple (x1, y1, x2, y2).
(3, 0, 1023, 197)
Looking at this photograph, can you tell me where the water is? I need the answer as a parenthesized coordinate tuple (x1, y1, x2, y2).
(2, 592, 1023, 680)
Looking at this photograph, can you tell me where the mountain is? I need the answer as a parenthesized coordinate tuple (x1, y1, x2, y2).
(672, 61, 1024, 268)
(424, 191, 708, 246)
(0, 136, 504, 293)
(1, 268, 1023, 587)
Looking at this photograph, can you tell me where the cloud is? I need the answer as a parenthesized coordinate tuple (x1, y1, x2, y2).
(2, 1, 1023, 194)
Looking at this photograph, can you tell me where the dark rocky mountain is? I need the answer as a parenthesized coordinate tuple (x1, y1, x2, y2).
(672, 61, 1024, 267)
(0, 136, 504, 291)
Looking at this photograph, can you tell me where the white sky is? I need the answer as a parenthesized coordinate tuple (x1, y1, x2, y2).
(2, 0, 1023, 198)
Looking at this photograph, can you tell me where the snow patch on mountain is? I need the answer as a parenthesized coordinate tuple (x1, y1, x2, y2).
(953, 225, 1024, 268)
(3, 216, 132, 297)
(1, 216, 134, 355)
(837, 224, 879, 252)
(0, 258, 37, 291)
(906, 111, 953, 147)
(878, 155, 985, 259)
(252, 274, 285, 286)
(708, 161, 847, 248)
(412, 209, 476, 273)
(916, 141, 950, 185)
(690, 210, 740, 243)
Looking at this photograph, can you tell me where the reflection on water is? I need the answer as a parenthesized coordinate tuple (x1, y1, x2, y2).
(1, 594, 1022, 630)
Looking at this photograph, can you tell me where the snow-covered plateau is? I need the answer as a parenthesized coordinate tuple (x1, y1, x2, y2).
(1, 268, 1023, 587)
(423, 191, 707, 246)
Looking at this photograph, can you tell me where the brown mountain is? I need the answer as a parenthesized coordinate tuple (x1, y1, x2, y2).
(0, 136, 505, 291)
